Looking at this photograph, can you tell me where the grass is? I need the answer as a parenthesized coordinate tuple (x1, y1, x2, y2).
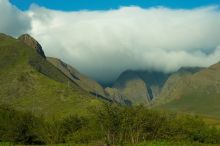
(156, 62, 220, 121)
(0, 33, 103, 119)
(0, 143, 90, 146)
(127, 141, 220, 146)
(1, 141, 220, 146)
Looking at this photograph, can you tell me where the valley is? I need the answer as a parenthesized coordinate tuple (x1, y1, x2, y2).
(0, 33, 220, 145)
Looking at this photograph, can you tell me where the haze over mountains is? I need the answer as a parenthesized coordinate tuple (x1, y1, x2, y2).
(0, 33, 220, 121)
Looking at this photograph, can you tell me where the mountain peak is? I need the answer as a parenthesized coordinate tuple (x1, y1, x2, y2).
(18, 34, 46, 58)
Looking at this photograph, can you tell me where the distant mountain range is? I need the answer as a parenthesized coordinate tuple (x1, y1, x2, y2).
(104, 67, 203, 105)
(0, 33, 220, 120)
(105, 70, 170, 105)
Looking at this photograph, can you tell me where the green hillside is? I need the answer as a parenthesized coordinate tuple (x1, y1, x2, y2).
(0, 33, 103, 119)
(1, 33, 220, 146)
(47, 57, 107, 99)
(157, 63, 220, 120)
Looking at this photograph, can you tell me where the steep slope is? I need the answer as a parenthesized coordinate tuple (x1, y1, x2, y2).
(156, 67, 204, 104)
(105, 71, 151, 105)
(0, 33, 103, 119)
(47, 57, 107, 99)
(18, 34, 46, 58)
(105, 70, 169, 105)
(157, 63, 220, 119)
(135, 70, 170, 99)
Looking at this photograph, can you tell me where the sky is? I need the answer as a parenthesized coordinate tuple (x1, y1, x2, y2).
(9, 0, 220, 11)
(1, 0, 220, 83)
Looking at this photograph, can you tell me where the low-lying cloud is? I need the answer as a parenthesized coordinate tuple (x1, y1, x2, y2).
(0, 0, 31, 36)
(1, 0, 220, 82)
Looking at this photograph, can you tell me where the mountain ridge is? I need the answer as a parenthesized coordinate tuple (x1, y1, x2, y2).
(156, 62, 220, 119)
(1, 32, 220, 120)
(47, 57, 108, 100)
(0, 33, 107, 119)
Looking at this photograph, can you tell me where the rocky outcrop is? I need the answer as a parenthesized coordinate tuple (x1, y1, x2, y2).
(18, 34, 46, 58)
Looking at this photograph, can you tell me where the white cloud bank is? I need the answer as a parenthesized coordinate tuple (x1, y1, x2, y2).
(0, 0, 31, 36)
(1, 0, 220, 82)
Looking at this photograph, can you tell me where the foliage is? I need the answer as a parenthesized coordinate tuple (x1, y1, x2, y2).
(95, 103, 220, 145)
(0, 104, 43, 144)
(0, 103, 220, 145)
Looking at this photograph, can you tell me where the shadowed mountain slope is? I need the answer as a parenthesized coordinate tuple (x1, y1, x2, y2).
(105, 70, 170, 105)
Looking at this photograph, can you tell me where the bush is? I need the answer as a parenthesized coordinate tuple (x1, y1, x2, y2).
(95, 103, 220, 145)
(10, 112, 43, 144)
(37, 119, 64, 144)
(0, 105, 43, 144)
(0, 103, 220, 145)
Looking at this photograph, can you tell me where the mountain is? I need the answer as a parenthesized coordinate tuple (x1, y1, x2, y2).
(156, 63, 220, 119)
(105, 66, 208, 106)
(0, 33, 105, 119)
(156, 67, 204, 104)
(47, 57, 107, 99)
(105, 71, 150, 105)
(18, 34, 46, 58)
(105, 70, 170, 106)
(1, 32, 220, 121)
(104, 61, 220, 120)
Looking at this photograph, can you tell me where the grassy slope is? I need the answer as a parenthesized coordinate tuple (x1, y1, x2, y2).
(47, 57, 106, 98)
(0, 34, 102, 119)
(157, 62, 220, 120)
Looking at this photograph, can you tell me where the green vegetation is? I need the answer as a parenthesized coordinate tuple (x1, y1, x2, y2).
(1, 141, 220, 146)
(157, 62, 220, 120)
(0, 33, 103, 118)
(47, 57, 106, 99)
(0, 103, 220, 145)
(1, 34, 220, 146)
(96, 104, 220, 145)
(126, 141, 220, 146)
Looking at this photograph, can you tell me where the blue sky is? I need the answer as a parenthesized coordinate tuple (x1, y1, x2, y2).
(10, 0, 220, 11)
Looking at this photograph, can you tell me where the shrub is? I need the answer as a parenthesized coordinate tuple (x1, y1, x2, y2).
(1, 103, 220, 145)
(0, 105, 43, 144)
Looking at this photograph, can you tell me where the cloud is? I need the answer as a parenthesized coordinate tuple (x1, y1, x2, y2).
(28, 6, 220, 82)
(1, 0, 220, 82)
(0, 0, 31, 36)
